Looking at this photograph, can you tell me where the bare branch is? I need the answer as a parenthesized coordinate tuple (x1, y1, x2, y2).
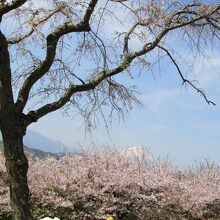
(0, 0, 27, 20)
(157, 45, 216, 106)
(7, 8, 62, 44)
(83, 0, 98, 24)
(3, 1, 219, 127)
(16, 22, 90, 111)
(123, 21, 145, 55)
(22, 2, 220, 124)
(16, 1, 99, 112)
(54, 58, 86, 85)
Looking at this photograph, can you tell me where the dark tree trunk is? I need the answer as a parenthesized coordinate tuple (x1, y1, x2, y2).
(0, 29, 33, 220)
(2, 125, 32, 220)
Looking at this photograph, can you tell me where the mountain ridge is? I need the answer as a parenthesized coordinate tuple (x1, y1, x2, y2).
(23, 130, 63, 153)
(0, 129, 66, 153)
(0, 140, 59, 159)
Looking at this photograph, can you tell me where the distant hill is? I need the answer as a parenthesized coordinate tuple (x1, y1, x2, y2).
(0, 130, 65, 153)
(24, 130, 64, 153)
(0, 140, 59, 159)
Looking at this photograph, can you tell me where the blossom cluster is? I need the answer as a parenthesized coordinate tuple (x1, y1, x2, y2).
(0, 147, 219, 219)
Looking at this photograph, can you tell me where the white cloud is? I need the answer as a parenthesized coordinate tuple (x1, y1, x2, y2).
(192, 53, 220, 88)
(100, 3, 144, 51)
(140, 89, 178, 113)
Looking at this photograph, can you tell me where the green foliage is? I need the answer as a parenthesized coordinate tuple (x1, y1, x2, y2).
(0, 212, 12, 220)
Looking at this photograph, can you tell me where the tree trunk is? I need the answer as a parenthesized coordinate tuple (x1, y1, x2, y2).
(2, 127, 32, 220)
(0, 23, 32, 220)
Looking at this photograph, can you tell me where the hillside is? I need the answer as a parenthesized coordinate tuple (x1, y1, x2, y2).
(1, 130, 66, 153)
(0, 140, 58, 159)
(23, 130, 64, 153)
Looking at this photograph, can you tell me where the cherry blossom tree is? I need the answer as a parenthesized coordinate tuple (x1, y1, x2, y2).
(0, 0, 220, 219)
(0, 148, 220, 219)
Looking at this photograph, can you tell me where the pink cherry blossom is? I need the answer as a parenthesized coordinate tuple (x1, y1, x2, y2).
(0, 147, 219, 219)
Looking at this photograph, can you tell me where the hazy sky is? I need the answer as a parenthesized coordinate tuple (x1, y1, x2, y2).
(2, 0, 220, 166)
(29, 47, 220, 166)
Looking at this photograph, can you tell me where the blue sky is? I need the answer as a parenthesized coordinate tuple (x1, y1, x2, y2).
(27, 0, 220, 166)
(28, 44, 220, 166)
(1, 0, 220, 166)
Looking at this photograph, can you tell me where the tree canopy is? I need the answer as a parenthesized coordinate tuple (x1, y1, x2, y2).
(1, 0, 220, 130)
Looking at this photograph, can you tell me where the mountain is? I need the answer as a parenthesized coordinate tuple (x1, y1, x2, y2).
(0, 140, 58, 159)
(23, 130, 63, 153)
(0, 129, 81, 155)
(0, 129, 64, 153)
(120, 146, 151, 160)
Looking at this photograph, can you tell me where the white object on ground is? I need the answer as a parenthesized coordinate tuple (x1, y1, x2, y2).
(40, 217, 60, 220)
